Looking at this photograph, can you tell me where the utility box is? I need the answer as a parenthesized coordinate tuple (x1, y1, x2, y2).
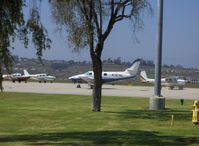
(192, 100, 199, 124)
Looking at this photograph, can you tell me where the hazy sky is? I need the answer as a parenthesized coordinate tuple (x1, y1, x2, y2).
(12, 0, 199, 68)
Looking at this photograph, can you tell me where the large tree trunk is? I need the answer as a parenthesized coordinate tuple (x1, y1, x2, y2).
(0, 77, 3, 92)
(90, 40, 103, 112)
(88, 0, 103, 112)
(0, 65, 3, 92)
(91, 55, 102, 111)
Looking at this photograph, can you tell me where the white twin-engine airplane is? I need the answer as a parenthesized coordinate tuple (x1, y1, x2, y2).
(140, 70, 186, 90)
(3, 73, 30, 83)
(23, 70, 56, 83)
(69, 59, 141, 88)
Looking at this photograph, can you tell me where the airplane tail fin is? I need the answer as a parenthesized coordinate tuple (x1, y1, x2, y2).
(140, 70, 148, 82)
(124, 59, 141, 76)
(23, 69, 30, 76)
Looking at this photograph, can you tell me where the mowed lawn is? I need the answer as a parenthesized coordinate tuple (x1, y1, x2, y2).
(0, 92, 199, 146)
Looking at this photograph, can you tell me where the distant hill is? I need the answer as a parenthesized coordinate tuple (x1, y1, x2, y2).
(2, 56, 199, 83)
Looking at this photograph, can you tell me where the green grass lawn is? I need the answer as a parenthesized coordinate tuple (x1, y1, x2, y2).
(0, 92, 199, 146)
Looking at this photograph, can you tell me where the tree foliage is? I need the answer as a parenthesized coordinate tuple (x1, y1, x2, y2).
(51, 0, 151, 50)
(27, 3, 51, 61)
(0, 0, 51, 92)
(51, 0, 151, 111)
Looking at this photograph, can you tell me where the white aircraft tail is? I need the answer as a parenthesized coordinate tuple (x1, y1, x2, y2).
(140, 70, 148, 82)
(23, 69, 30, 76)
(124, 59, 141, 76)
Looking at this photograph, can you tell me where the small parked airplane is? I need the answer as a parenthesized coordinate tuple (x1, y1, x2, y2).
(140, 70, 186, 90)
(2, 73, 30, 83)
(69, 59, 141, 88)
(2, 74, 11, 80)
(23, 70, 56, 83)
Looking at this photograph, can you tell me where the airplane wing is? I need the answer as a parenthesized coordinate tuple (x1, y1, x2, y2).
(80, 76, 94, 84)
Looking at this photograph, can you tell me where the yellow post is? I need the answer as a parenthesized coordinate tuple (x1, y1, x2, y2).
(192, 100, 199, 124)
(171, 114, 174, 126)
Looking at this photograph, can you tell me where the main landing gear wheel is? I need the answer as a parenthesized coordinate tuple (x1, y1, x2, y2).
(77, 84, 81, 88)
(90, 85, 94, 89)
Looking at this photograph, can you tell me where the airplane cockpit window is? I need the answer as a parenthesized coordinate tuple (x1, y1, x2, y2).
(166, 77, 177, 82)
(85, 71, 93, 76)
(13, 73, 21, 77)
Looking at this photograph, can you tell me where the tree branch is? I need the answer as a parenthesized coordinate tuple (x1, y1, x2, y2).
(102, 0, 130, 41)
(93, 8, 100, 37)
(77, 0, 90, 22)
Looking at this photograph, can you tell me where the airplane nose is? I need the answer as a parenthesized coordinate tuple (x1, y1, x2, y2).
(68, 76, 74, 80)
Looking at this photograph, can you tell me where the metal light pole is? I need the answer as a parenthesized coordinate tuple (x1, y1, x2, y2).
(149, 0, 165, 110)
(155, 0, 163, 96)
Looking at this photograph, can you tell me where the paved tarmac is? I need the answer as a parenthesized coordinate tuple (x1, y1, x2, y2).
(2, 81, 199, 100)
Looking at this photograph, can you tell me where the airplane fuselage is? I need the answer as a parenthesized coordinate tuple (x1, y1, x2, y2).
(140, 70, 186, 90)
(10, 73, 30, 83)
(23, 70, 56, 83)
(30, 74, 55, 82)
(81, 71, 137, 84)
(69, 59, 141, 87)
